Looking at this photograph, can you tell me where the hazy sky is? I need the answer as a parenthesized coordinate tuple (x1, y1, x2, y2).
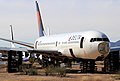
(0, 0, 120, 47)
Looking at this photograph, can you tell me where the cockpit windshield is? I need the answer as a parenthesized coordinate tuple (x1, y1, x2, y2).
(90, 38, 109, 42)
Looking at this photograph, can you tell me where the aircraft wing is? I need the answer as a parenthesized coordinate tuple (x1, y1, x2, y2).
(0, 38, 62, 57)
(0, 47, 29, 51)
(0, 47, 62, 58)
(0, 38, 34, 48)
(110, 46, 120, 51)
(29, 49, 62, 57)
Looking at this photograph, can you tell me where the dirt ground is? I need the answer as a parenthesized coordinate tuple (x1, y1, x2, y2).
(0, 72, 120, 81)
(0, 65, 120, 81)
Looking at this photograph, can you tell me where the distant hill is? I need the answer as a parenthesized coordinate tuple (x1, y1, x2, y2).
(110, 40, 120, 47)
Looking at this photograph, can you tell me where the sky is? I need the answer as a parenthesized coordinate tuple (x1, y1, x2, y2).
(0, 0, 120, 47)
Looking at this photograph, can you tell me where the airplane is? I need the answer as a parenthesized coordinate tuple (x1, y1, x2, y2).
(0, 1, 110, 65)
(10, 25, 31, 61)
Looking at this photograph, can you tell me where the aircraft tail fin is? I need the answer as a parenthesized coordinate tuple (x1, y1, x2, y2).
(35, 1, 45, 37)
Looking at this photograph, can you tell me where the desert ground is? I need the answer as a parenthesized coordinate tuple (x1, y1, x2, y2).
(0, 72, 120, 81)
(0, 65, 120, 81)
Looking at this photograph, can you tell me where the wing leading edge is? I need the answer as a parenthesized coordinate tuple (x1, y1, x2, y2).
(110, 46, 120, 51)
(0, 38, 34, 48)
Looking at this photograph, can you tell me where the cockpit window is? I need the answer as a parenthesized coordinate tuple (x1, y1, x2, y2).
(97, 38, 103, 41)
(90, 38, 109, 42)
(103, 38, 109, 41)
(90, 38, 93, 42)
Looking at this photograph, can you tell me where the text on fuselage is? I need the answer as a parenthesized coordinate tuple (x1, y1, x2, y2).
(68, 35, 81, 41)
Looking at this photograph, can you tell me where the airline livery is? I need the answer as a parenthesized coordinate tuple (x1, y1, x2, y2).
(0, 1, 110, 60)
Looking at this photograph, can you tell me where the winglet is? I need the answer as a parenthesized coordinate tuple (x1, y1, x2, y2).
(35, 1, 45, 37)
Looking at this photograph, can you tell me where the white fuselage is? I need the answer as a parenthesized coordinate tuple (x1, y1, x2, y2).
(34, 31, 110, 59)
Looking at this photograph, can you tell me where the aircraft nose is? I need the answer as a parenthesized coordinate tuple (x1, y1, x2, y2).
(98, 42, 109, 55)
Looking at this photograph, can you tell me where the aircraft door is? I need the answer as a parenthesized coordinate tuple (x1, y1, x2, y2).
(80, 37, 84, 48)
